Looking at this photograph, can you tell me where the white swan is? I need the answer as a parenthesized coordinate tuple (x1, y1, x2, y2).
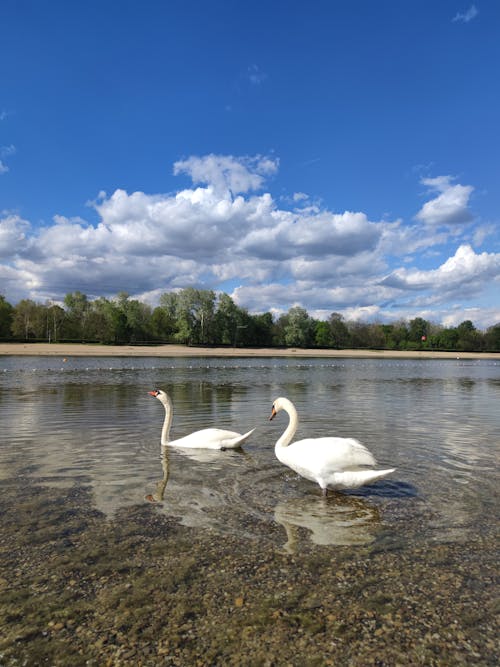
(269, 397, 395, 494)
(149, 389, 255, 449)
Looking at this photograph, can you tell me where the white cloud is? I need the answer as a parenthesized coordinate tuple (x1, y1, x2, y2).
(381, 244, 500, 296)
(415, 175, 474, 226)
(247, 64, 267, 85)
(442, 307, 500, 329)
(0, 145, 16, 174)
(232, 281, 395, 316)
(1, 155, 498, 328)
(173, 154, 278, 196)
(1, 144, 15, 157)
(452, 5, 478, 23)
(0, 214, 30, 257)
(241, 210, 382, 260)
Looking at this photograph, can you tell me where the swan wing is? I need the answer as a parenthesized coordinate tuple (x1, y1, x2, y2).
(280, 437, 377, 474)
(170, 427, 255, 449)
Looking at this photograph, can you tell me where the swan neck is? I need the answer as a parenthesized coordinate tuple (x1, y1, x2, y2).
(276, 401, 298, 448)
(160, 396, 173, 446)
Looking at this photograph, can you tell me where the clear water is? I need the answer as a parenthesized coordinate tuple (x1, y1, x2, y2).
(1, 355, 498, 552)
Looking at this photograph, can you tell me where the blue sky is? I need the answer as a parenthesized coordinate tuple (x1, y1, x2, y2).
(1, 0, 499, 328)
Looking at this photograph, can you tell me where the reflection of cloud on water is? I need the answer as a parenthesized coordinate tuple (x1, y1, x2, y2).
(274, 494, 380, 553)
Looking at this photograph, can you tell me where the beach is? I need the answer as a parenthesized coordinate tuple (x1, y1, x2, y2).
(1, 342, 499, 359)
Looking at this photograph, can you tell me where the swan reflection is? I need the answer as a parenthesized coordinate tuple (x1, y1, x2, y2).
(144, 445, 249, 514)
(145, 445, 170, 503)
(274, 494, 380, 553)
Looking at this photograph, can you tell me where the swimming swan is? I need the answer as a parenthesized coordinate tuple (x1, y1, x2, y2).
(149, 389, 255, 449)
(269, 397, 395, 494)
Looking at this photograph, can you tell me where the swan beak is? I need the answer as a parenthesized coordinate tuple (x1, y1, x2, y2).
(148, 390, 159, 397)
(269, 406, 277, 421)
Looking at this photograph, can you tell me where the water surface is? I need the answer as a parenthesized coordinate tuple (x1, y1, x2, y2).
(1, 355, 498, 551)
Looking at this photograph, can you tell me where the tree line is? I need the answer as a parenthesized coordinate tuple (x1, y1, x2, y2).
(1, 289, 499, 352)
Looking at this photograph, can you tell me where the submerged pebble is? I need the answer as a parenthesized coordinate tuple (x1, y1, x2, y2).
(0, 480, 497, 666)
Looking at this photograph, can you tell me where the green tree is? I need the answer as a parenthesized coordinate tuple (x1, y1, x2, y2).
(272, 313, 287, 346)
(249, 312, 274, 347)
(283, 306, 314, 347)
(380, 324, 396, 349)
(314, 321, 333, 347)
(156, 292, 180, 341)
(174, 288, 216, 345)
(86, 297, 123, 343)
(64, 291, 90, 340)
(408, 317, 429, 345)
(115, 293, 152, 342)
(11, 299, 40, 339)
(328, 312, 350, 348)
(348, 321, 385, 348)
(45, 302, 66, 342)
(0, 295, 14, 339)
(392, 320, 409, 349)
(456, 320, 482, 352)
(485, 324, 500, 351)
(150, 307, 175, 341)
(436, 326, 459, 350)
(214, 293, 242, 345)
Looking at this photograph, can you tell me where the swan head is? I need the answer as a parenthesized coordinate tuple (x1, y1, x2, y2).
(269, 397, 289, 421)
(148, 388, 169, 405)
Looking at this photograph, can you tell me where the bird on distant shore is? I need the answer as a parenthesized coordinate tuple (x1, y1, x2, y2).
(269, 397, 395, 494)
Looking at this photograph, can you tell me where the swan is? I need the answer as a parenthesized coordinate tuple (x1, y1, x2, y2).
(149, 389, 255, 449)
(269, 397, 395, 494)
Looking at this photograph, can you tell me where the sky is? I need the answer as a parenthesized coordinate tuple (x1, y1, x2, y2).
(1, 0, 499, 329)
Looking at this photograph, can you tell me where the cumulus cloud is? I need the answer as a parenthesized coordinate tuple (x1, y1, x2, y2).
(1, 155, 498, 327)
(241, 210, 382, 261)
(381, 245, 500, 297)
(173, 154, 278, 196)
(452, 5, 478, 23)
(415, 175, 474, 226)
(232, 279, 396, 316)
(0, 214, 30, 257)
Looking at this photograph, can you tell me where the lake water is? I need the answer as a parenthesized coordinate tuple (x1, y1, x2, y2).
(1, 354, 499, 664)
(1, 355, 498, 551)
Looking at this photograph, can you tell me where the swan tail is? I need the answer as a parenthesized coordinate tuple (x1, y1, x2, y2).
(224, 427, 256, 448)
(328, 468, 395, 490)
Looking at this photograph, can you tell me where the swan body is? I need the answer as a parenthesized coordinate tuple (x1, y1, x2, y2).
(269, 397, 395, 494)
(149, 389, 255, 449)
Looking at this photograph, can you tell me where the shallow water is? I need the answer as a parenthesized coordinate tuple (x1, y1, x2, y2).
(1, 354, 499, 665)
(1, 355, 498, 551)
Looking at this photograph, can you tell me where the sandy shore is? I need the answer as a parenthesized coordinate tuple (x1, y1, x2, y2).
(0, 342, 499, 359)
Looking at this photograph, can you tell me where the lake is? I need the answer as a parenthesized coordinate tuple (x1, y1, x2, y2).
(0, 355, 498, 665)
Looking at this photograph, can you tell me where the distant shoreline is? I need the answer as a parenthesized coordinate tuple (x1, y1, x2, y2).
(0, 342, 499, 360)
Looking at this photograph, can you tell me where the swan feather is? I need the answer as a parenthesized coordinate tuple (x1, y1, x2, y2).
(270, 397, 395, 492)
(149, 389, 254, 449)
